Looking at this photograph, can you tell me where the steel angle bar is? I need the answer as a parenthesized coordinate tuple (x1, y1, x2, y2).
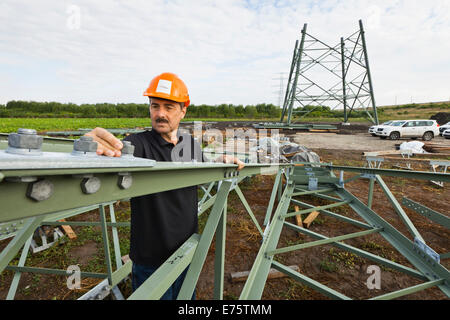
(198, 194, 217, 217)
(267, 228, 382, 256)
(0, 162, 286, 223)
(375, 175, 424, 243)
(109, 204, 122, 270)
(128, 234, 200, 300)
(369, 279, 444, 300)
(290, 199, 371, 229)
(263, 169, 282, 226)
(6, 235, 33, 300)
(402, 197, 450, 229)
(283, 200, 350, 219)
(214, 198, 227, 300)
(5, 265, 107, 279)
(293, 162, 450, 182)
(334, 188, 450, 297)
(271, 261, 351, 300)
(233, 185, 263, 236)
(293, 187, 342, 202)
(42, 221, 129, 228)
(291, 187, 336, 197)
(283, 221, 427, 280)
(0, 215, 47, 274)
(99, 205, 113, 285)
(177, 180, 233, 299)
(198, 181, 215, 209)
(239, 182, 295, 300)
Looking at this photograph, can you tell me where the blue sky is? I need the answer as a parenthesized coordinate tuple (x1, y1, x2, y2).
(0, 0, 449, 107)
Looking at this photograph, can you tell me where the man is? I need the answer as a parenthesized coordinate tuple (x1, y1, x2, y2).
(85, 72, 244, 299)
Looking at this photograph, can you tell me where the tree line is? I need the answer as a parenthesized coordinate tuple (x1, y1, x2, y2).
(0, 100, 374, 119)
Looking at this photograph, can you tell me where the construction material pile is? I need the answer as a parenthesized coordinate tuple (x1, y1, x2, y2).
(253, 138, 321, 164)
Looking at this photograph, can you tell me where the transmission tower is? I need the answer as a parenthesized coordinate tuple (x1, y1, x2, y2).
(279, 19, 379, 126)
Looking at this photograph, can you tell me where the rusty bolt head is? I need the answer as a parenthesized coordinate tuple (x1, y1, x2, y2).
(80, 176, 101, 194)
(26, 179, 54, 201)
(118, 174, 133, 189)
(121, 141, 135, 156)
(8, 128, 43, 149)
(74, 136, 98, 153)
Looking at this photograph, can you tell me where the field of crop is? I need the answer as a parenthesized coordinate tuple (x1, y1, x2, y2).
(0, 117, 280, 133)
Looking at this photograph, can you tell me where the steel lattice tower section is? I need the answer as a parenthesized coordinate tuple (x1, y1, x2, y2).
(280, 20, 379, 126)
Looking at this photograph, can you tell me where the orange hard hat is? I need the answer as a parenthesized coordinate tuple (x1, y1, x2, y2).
(143, 72, 190, 107)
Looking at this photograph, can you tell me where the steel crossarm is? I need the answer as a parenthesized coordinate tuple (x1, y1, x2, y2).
(0, 162, 289, 223)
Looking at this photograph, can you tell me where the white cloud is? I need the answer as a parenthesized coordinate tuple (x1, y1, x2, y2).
(0, 0, 449, 107)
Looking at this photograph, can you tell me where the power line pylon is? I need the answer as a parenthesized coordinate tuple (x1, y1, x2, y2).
(279, 19, 379, 127)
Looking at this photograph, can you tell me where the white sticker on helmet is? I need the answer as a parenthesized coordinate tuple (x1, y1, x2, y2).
(156, 79, 172, 95)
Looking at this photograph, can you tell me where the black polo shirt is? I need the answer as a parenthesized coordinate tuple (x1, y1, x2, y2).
(124, 129, 204, 267)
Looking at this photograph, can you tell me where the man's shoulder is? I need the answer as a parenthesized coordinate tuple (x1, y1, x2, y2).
(124, 130, 153, 145)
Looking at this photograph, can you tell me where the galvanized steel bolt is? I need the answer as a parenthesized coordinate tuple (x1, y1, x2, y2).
(80, 176, 101, 194)
(26, 179, 54, 201)
(118, 173, 133, 189)
(73, 136, 98, 153)
(8, 128, 43, 150)
(121, 140, 134, 156)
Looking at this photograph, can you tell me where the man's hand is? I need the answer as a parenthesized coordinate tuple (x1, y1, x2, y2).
(84, 127, 123, 157)
(221, 155, 245, 170)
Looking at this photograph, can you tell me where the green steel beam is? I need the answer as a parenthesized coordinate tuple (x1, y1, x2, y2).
(283, 221, 427, 280)
(369, 279, 444, 300)
(214, 199, 227, 300)
(0, 162, 285, 223)
(128, 234, 199, 300)
(263, 169, 282, 226)
(271, 261, 351, 300)
(283, 200, 350, 218)
(292, 162, 450, 182)
(267, 227, 382, 256)
(177, 180, 233, 299)
(6, 235, 33, 300)
(109, 204, 123, 269)
(291, 187, 336, 197)
(334, 188, 450, 297)
(99, 205, 113, 286)
(5, 265, 107, 279)
(402, 197, 450, 229)
(375, 175, 425, 243)
(290, 199, 371, 229)
(239, 182, 295, 299)
(0, 216, 47, 274)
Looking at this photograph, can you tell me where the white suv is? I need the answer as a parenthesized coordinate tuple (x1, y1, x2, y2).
(374, 120, 405, 137)
(443, 129, 450, 139)
(369, 120, 394, 136)
(377, 120, 439, 141)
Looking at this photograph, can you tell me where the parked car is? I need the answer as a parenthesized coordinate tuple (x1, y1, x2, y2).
(377, 120, 439, 141)
(375, 120, 406, 138)
(443, 129, 450, 139)
(368, 120, 394, 136)
(439, 122, 450, 136)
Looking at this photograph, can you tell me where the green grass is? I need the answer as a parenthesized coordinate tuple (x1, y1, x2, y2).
(0, 117, 280, 133)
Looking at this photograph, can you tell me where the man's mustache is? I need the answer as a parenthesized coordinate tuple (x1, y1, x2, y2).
(155, 118, 169, 124)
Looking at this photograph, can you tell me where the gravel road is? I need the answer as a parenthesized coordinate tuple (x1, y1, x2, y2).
(289, 132, 449, 151)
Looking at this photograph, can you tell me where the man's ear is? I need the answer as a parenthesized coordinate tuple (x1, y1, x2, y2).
(180, 105, 187, 119)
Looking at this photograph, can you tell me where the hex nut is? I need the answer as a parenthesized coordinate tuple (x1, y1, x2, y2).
(81, 177, 101, 194)
(118, 174, 133, 189)
(121, 141, 135, 156)
(8, 129, 43, 149)
(74, 136, 98, 153)
(26, 179, 54, 201)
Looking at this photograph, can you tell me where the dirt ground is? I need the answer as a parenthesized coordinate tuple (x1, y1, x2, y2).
(0, 126, 449, 300)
